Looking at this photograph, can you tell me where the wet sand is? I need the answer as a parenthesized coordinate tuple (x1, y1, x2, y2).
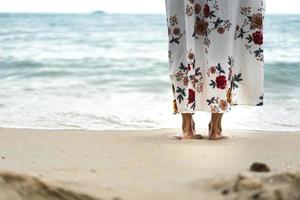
(0, 128, 299, 200)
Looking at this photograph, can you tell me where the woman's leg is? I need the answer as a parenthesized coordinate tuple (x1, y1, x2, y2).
(170, 113, 201, 140)
(181, 113, 195, 137)
(208, 113, 226, 140)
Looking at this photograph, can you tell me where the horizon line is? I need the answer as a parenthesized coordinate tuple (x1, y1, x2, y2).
(0, 11, 300, 15)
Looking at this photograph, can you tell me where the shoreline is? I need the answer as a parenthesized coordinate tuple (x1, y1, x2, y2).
(1, 128, 300, 199)
(1, 126, 299, 133)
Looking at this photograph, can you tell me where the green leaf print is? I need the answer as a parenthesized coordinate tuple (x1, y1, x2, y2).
(176, 87, 186, 104)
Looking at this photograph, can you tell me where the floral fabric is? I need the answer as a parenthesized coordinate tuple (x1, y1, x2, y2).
(165, 0, 265, 114)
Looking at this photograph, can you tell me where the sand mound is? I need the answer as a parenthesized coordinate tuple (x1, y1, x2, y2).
(209, 171, 300, 200)
(0, 172, 101, 200)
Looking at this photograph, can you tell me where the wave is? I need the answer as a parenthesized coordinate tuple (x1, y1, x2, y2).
(264, 62, 300, 88)
(0, 59, 299, 90)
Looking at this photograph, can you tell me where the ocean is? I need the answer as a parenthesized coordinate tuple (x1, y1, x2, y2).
(0, 13, 299, 131)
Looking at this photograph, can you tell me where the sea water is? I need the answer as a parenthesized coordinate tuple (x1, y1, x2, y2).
(0, 13, 299, 131)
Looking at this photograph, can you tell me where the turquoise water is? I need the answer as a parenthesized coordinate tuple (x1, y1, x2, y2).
(0, 13, 299, 131)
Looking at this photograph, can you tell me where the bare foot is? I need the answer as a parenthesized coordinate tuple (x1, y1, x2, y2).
(208, 132, 228, 140)
(208, 121, 222, 133)
(208, 120, 227, 140)
(170, 118, 203, 140)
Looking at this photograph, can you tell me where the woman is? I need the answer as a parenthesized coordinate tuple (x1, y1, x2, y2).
(165, 0, 265, 140)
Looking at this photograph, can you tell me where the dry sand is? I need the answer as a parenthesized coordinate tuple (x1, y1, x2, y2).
(0, 128, 300, 200)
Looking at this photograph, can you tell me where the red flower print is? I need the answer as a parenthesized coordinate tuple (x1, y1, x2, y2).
(188, 89, 195, 104)
(252, 31, 263, 45)
(194, 3, 201, 14)
(173, 27, 181, 35)
(204, 4, 210, 18)
(216, 75, 227, 89)
(187, 64, 191, 71)
(217, 27, 225, 34)
(195, 18, 208, 36)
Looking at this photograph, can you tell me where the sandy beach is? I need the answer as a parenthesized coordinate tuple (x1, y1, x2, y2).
(0, 127, 300, 200)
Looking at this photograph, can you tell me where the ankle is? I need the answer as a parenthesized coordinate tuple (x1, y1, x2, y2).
(210, 126, 222, 132)
(182, 124, 193, 132)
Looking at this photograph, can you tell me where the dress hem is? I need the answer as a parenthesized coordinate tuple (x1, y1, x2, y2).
(172, 103, 263, 114)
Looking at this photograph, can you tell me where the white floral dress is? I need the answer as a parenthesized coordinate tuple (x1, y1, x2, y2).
(165, 0, 265, 114)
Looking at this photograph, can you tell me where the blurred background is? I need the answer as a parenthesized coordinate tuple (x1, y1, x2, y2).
(0, 0, 299, 131)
